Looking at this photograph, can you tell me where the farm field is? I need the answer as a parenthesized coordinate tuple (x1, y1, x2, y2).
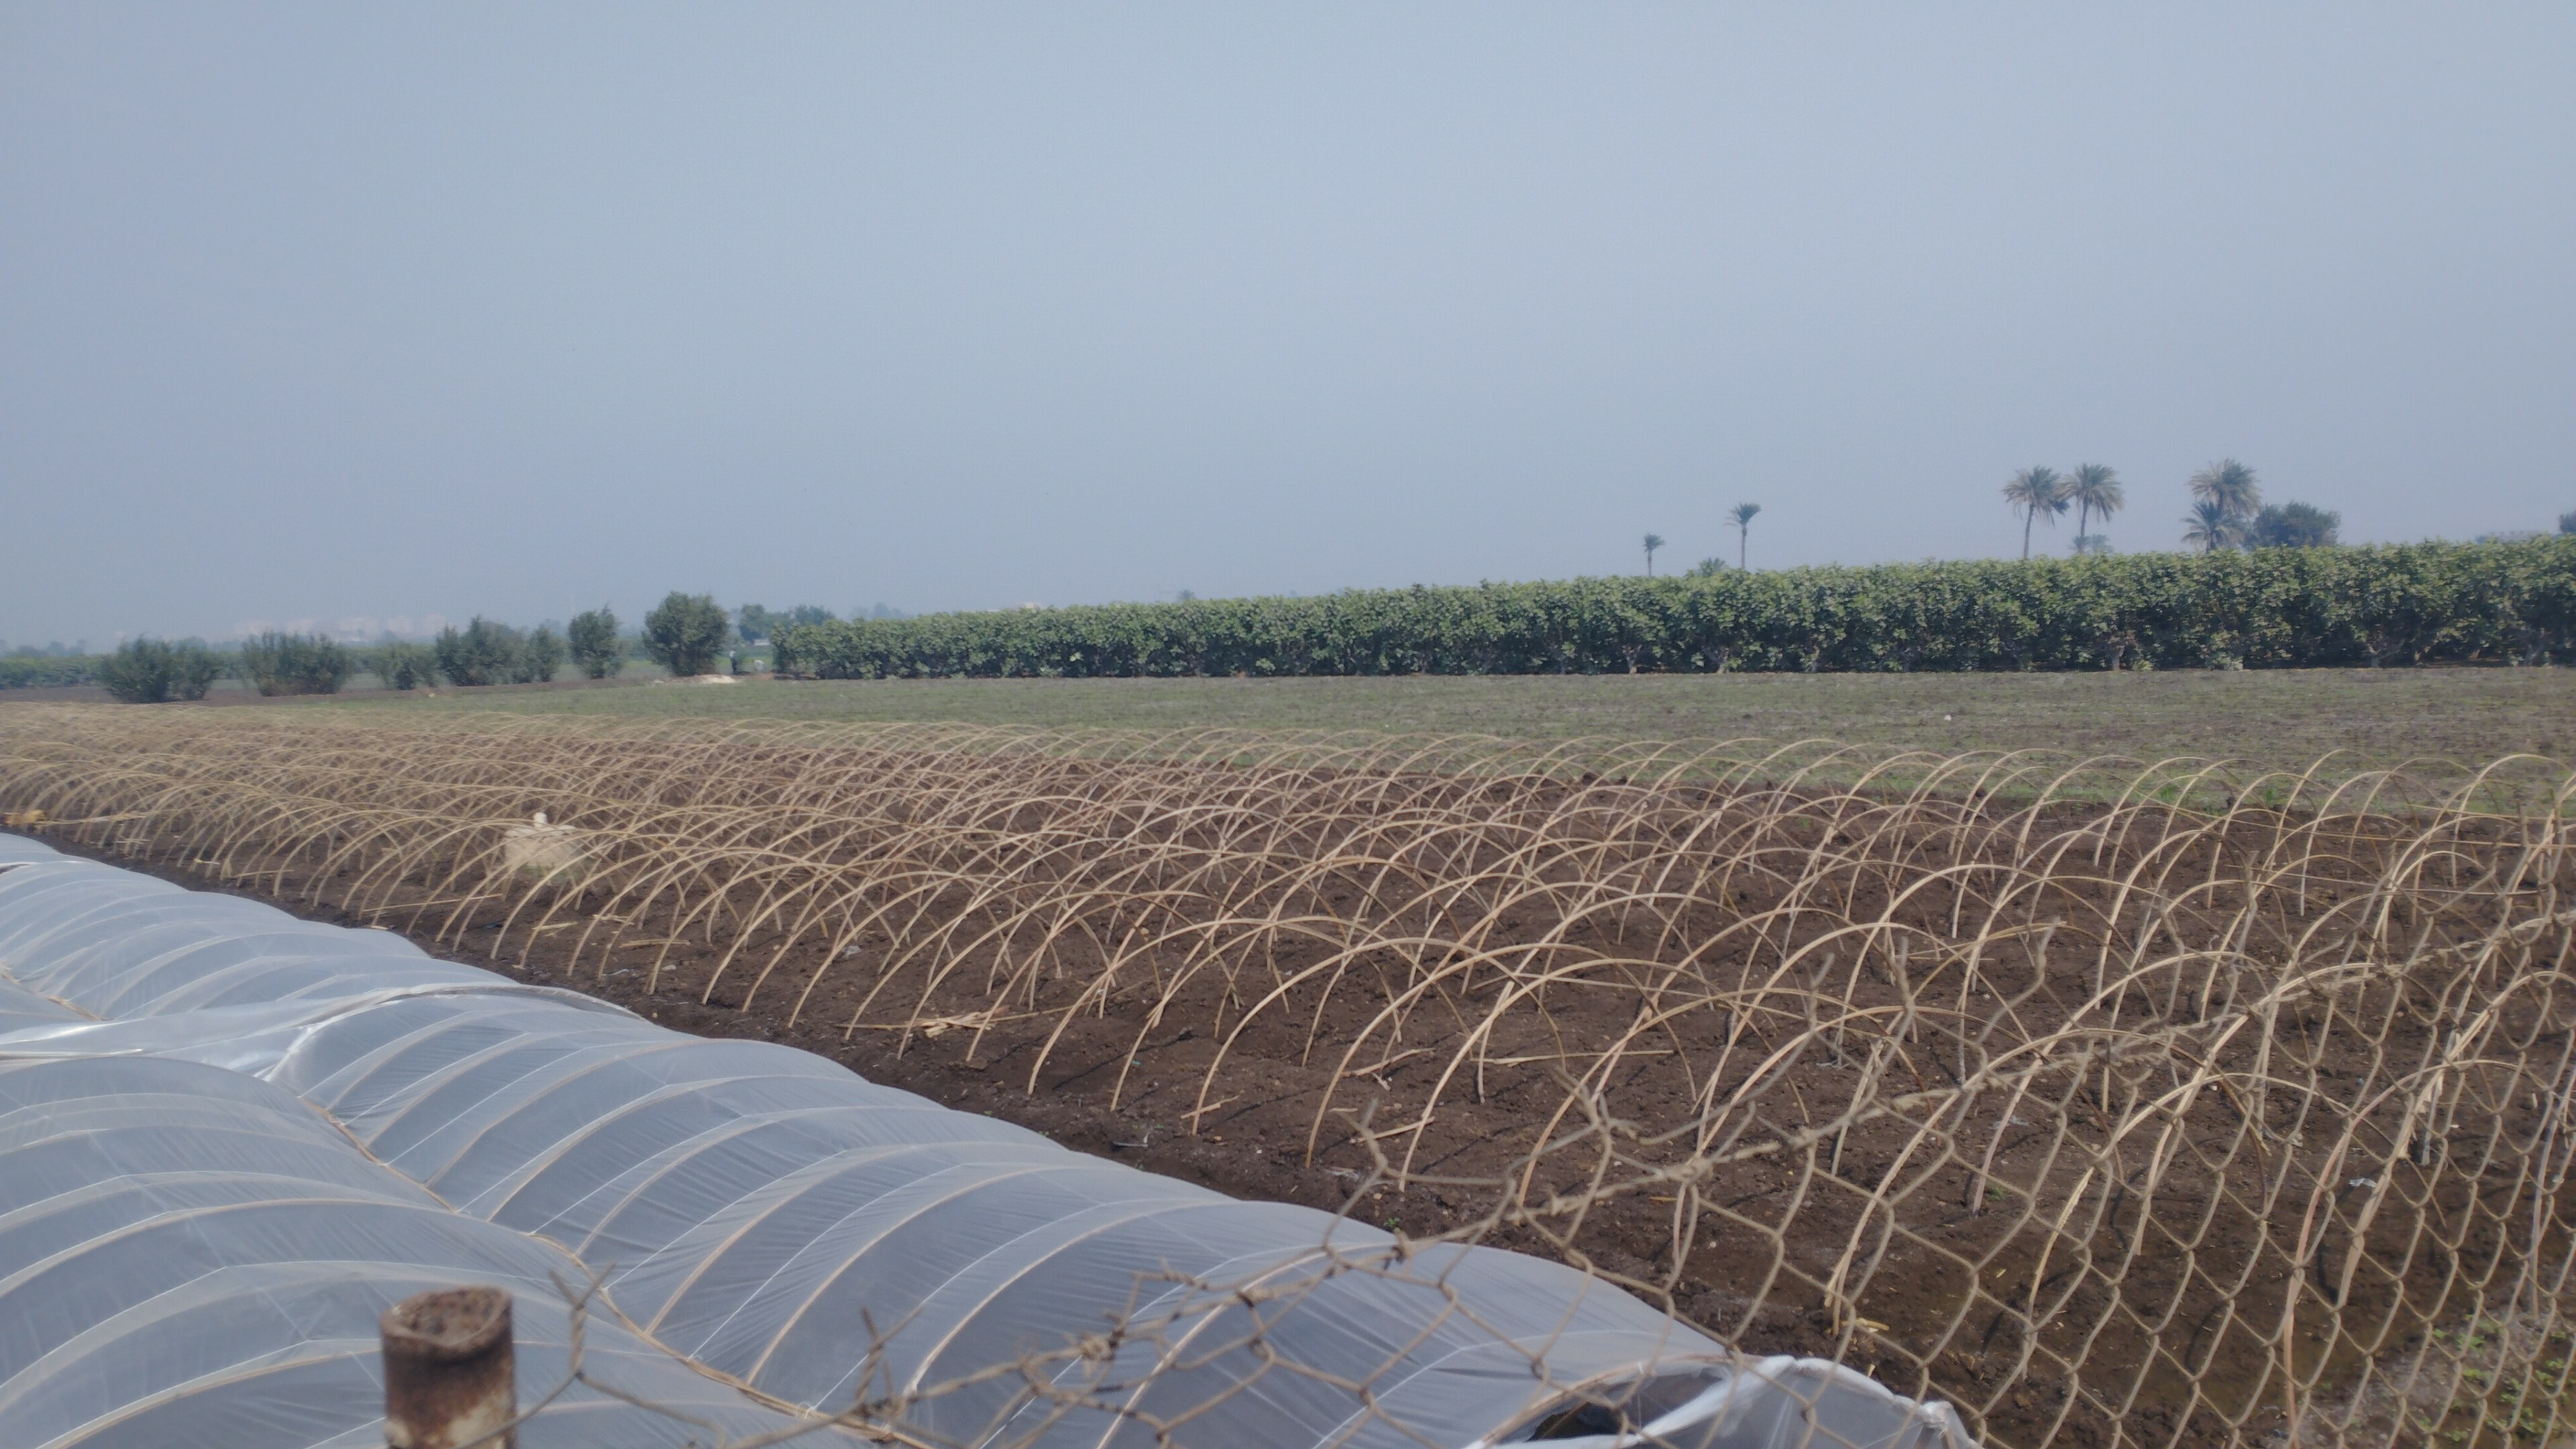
(264, 667, 2576, 779)
(3, 702, 2571, 1449)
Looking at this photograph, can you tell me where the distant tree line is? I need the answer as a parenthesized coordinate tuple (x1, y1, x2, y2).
(69, 591, 822, 702)
(2167, 460, 2345, 553)
(0, 655, 109, 690)
(1646, 460, 2343, 582)
(1993, 458, 2347, 561)
(40, 515, 2576, 704)
(13, 591, 922, 700)
(777, 537, 2576, 679)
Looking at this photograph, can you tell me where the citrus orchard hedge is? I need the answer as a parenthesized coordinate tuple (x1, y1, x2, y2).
(780, 539, 2576, 679)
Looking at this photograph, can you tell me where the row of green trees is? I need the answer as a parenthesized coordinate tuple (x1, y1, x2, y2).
(93, 632, 400, 702)
(775, 537, 2576, 680)
(60, 631, 375, 701)
(85, 592, 750, 703)
(415, 595, 736, 684)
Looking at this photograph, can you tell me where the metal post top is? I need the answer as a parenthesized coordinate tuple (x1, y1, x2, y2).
(382, 1288, 511, 1363)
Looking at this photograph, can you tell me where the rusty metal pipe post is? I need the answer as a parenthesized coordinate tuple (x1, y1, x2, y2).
(382, 1286, 516, 1449)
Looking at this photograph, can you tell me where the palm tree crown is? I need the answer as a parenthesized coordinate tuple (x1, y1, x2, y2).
(2180, 498, 2243, 553)
(2065, 463, 2124, 551)
(2000, 466, 2068, 559)
(1726, 503, 1761, 570)
(2188, 460, 2261, 520)
(1642, 533, 1665, 575)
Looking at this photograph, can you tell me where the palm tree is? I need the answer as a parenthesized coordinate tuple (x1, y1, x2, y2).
(2065, 463, 2123, 553)
(1642, 533, 1665, 575)
(2180, 498, 2243, 553)
(2000, 466, 2068, 559)
(1727, 503, 1761, 570)
(2188, 459, 2261, 521)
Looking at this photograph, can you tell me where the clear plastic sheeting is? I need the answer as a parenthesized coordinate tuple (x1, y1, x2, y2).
(0, 838, 1973, 1449)
(0, 1055, 804, 1449)
(0, 975, 77, 1034)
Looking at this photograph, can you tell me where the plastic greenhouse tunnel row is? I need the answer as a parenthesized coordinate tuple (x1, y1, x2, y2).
(0, 834, 1970, 1449)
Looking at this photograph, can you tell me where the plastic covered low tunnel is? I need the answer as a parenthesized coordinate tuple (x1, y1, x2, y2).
(0, 834, 1970, 1449)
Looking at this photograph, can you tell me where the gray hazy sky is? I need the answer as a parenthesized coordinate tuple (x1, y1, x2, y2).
(4, 5, 2571, 645)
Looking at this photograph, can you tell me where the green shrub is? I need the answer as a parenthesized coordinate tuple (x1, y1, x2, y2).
(99, 638, 221, 703)
(642, 592, 731, 677)
(2249, 502, 2341, 549)
(736, 603, 835, 644)
(433, 618, 571, 686)
(238, 631, 352, 696)
(773, 538, 2576, 680)
(370, 641, 436, 690)
(568, 607, 621, 679)
(519, 625, 564, 683)
(434, 618, 522, 687)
